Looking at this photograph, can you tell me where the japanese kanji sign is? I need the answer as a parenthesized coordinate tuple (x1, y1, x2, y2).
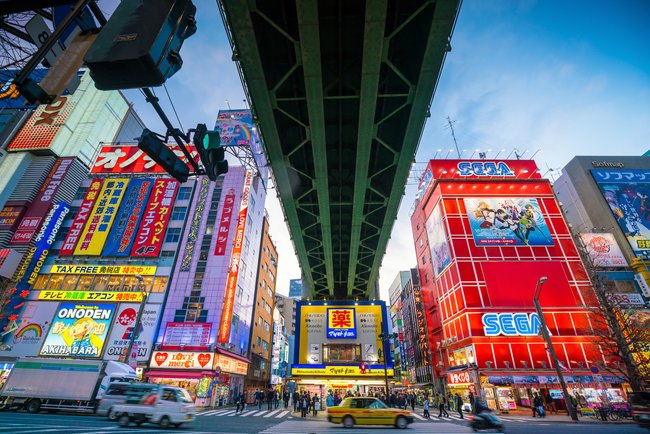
(327, 308, 357, 339)
(131, 179, 179, 257)
(59, 179, 104, 255)
(214, 189, 236, 255)
(91, 144, 199, 174)
(73, 178, 129, 256)
(38, 290, 145, 302)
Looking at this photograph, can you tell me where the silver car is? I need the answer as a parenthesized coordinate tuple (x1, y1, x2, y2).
(97, 383, 158, 420)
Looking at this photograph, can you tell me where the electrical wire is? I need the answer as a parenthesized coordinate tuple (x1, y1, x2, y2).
(164, 83, 184, 132)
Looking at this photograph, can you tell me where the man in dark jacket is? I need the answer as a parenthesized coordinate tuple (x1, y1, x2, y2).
(532, 393, 543, 417)
(455, 393, 464, 419)
(266, 388, 274, 410)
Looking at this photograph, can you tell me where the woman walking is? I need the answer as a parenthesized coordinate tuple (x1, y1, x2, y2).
(423, 396, 430, 418)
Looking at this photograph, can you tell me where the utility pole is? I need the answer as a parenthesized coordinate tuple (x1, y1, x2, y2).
(446, 116, 461, 159)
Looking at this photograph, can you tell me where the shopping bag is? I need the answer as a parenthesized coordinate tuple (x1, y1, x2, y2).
(538, 406, 546, 417)
(315, 402, 321, 411)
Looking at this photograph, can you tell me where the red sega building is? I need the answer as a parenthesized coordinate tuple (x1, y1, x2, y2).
(410, 159, 625, 413)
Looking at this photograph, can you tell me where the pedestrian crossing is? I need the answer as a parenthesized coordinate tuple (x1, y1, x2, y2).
(197, 408, 292, 419)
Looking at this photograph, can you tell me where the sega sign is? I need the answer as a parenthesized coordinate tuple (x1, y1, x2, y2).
(457, 161, 515, 177)
(482, 312, 542, 336)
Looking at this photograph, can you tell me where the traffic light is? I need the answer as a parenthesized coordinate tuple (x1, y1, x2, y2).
(193, 123, 228, 181)
(137, 129, 189, 183)
(84, 0, 197, 90)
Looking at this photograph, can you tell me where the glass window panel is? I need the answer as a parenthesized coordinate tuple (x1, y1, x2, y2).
(46, 275, 63, 290)
(107, 275, 123, 291)
(78, 275, 93, 291)
(122, 276, 139, 292)
(92, 275, 109, 291)
(33, 275, 49, 290)
(152, 276, 168, 293)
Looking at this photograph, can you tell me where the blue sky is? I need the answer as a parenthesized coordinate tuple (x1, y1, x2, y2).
(123, 0, 650, 300)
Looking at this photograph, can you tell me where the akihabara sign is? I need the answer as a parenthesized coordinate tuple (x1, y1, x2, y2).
(150, 351, 213, 369)
(91, 144, 199, 174)
(326, 308, 357, 338)
(218, 170, 253, 343)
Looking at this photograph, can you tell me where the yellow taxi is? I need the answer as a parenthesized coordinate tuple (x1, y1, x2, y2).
(327, 397, 414, 429)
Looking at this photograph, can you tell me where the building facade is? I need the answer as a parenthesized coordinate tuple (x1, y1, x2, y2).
(388, 271, 409, 387)
(411, 159, 619, 412)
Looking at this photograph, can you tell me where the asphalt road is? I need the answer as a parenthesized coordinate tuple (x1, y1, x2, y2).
(0, 410, 645, 434)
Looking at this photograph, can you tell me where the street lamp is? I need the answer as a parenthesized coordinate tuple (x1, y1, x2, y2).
(123, 275, 150, 367)
(532, 276, 579, 421)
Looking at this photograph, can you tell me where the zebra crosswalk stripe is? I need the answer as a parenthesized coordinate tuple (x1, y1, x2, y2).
(275, 411, 289, 418)
(264, 409, 283, 417)
(220, 410, 238, 416)
(411, 413, 425, 420)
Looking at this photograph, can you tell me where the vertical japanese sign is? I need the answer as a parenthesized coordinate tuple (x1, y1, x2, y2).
(102, 178, 153, 256)
(59, 179, 103, 255)
(214, 188, 236, 255)
(218, 170, 253, 343)
(74, 178, 129, 255)
(180, 178, 208, 271)
(0, 202, 70, 341)
(131, 179, 179, 257)
(10, 157, 74, 244)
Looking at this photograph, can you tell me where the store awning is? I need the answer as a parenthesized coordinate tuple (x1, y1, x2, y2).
(144, 370, 215, 379)
(215, 348, 251, 364)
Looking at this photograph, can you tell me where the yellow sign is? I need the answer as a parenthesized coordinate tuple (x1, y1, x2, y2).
(50, 264, 156, 275)
(74, 178, 129, 255)
(292, 366, 394, 377)
(39, 290, 144, 302)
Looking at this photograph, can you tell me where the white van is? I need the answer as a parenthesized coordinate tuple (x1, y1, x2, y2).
(97, 383, 158, 420)
(113, 386, 196, 428)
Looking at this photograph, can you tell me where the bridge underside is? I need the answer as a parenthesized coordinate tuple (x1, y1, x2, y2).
(219, 0, 460, 299)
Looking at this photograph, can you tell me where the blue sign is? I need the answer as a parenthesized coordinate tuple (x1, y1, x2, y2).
(102, 178, 152, 256)
(326, 308, 357, 339)
(482, 312, 542, 336)
(457, 161, 515, 177)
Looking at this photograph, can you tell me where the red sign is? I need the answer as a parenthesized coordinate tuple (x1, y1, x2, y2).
(162, 322, 212, 347)
(6, 96, 75, 151)
(131, 179, 179, 257)
(59, 179, 104, 255)
(214, 189, 236, 255)
(427, 159, 541, 181)
(0, 205, 28, 231)
(10, 157, 75, 244)
(447, 371, 472, 384)
(91, 144, 200, 174)
(218, 170, 253, 343)
(149, 351, 214, 369)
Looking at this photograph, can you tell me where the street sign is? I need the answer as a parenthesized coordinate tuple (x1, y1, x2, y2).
(129, 342, 138, 369)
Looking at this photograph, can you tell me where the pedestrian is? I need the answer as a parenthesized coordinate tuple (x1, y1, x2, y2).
(532, 393, 543, 418)
(301, 394, 309, 418)
(235, 392, 246, 414)
(448, 392, 454, 411)
(389, 392, 397, 408)
(455, 393, 464, 419)
(410, 393, 415, 412)
(423, 396, 430, 418)
(293, 391, 299, 412)
(274, 390, 280, 409)
(256, 389, 263, 410)
(468, 391, 475, 413)
(283, 391, 290, 408)
(267, 388, 274, 410)
(312, 393, 320, 416)
(326, 392, 334, 408)
(438, 394, 449, 417)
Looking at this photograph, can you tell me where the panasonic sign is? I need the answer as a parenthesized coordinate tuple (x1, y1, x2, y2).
(482, 312, 542, 336)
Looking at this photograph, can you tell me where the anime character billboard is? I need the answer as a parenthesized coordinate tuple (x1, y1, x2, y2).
(464, 198, 554, 246)
(39, 303, 115, 358)
(425, 204, 452, 276)
(592, 169, 650, 259)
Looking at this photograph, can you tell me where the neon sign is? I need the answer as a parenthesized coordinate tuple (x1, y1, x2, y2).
(457, 161, 515, 177)
(482, 312, 542, 336)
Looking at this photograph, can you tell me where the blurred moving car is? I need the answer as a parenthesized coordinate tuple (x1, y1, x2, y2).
(630, 392, 650, 430)
(97, 383, 158, 420)
(113, 385, 196, 429)
(327, 397, 414, 429)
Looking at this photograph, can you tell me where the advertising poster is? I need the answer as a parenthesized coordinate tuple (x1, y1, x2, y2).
(10, 157, 75, 244)
(131, 179, 179, 257)
(39, 303, 115, 358)
(214, 188, 236, 255)
(425, 203, 452, 276)
(102, 178, 153, 256)
(0, 205, 28, 231)
(0, 69, 47, 109)
(218, 170, 253, 342)
(6, 96, 76, 151)
(103, 303, 161, 362)
(180, 177, 209, 271)
(580, 233, 628, 267)
(150, 351, 213, 370)
(463, 197, 554, 246)
(592, 169, 650, 259)
(59, 179, 103, 255)
(74, 178, 129, 256)
(91, 143, 199, 174)
(8, 301, 58, 357)
(162, 322, 212, 347)
(215, 110, 268, 183)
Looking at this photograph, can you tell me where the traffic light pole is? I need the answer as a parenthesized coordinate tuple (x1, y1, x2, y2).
(141, 87, 202, 174)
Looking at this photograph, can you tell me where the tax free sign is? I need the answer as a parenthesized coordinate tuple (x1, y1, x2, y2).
(482, 312, 543, 336)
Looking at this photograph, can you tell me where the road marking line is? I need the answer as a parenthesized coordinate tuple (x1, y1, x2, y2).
(264, 409, 283, 417)
(220, 410, 238, 416)
(251, 410, 268, 416)
(275, 410, 289, 418)
(411, 413, 425, 420)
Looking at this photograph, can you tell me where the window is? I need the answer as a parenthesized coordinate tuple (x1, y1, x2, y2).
(322, 344, 361, 363)
(177, 187, 192, 200)
(256, 336, 261, 346)
(267, 287, 273, 298)
(269, 271, 275, 282)
(260, 360, 266, 370)
(74, 187, 88, 201)
(264, 302, 271, 314)
(171, 206, 187, 221)
(152, 276, 168, 293)
(60, 275, 78, 291)
(263, 321, 270, 332)
(421, 255, 426, 265)
(261, 340, 269, 350)
(165, 228, 181, 243)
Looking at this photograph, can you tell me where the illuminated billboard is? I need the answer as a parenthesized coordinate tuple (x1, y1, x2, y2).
(326, 308, 357, 339)
(580, 233, 628, 267)
(464, 197, 554, 246)
(39, 302, 115, 358)
(103, 303, 161, 362)
(218, 170, 253, 342)
(59, 179, 103, 255)
(6, 96, 76, 151)
(91, 144, 199, 174)
(74, 178, 129, 256)
(592, 169, 650, 259)
(215, 110, 268, 183)
(214, 188, 236, 256)
(131, 179, 179, 257)
(425, 203, 451, 276)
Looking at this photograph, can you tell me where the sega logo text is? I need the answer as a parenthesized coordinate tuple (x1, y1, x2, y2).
(482, 312, 542, 336)
(457, 161, 515, 177)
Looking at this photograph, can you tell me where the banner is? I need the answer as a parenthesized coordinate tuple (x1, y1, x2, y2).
(580, 233, 628, 267)
(91, 143, 199, 174)
(38, 290, 145, 302)
(59, 179, 104, 255)
(214, 188, 236, 255)
(6, 96, 76, 151)
(180, 177, 208, 271)
(150, 351, 214, 369)
(464, 197, 554, 246)
(103, 303, 161, 362)
(103, 178, 153, 256)
(162, 322, 212, 347)
(7, 301, 58, 358)
(592, 169, 650, 259)
(291, 365, 394, 377)
(39, 302, 115, 358)
(10, 157, 75, 244)
(218, 170, 253, 342)
(74, 178, 129, 256)
(426, 203, 451, 276)
(131, 179, 179, 257)
(0, 205, 28, 231)
(50, 264, 156, 275)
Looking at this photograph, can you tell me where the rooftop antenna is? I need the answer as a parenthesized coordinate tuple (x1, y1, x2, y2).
(446, 116, 461, 158)
(225, 99, 232, 110)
